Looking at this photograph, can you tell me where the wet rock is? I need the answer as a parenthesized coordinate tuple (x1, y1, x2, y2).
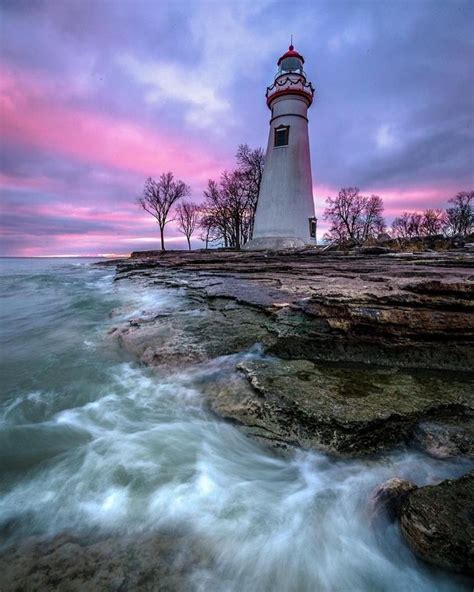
(103, 251, 474, 456)
(107, 250, 474, 372)
(412, 419, 474, 459)
(110, 296, 275, 369)
(0, 531, 212, 591)
(371, 478, 418, 521)
(207, 357, 473, 455)
(400, 471, 474, 575)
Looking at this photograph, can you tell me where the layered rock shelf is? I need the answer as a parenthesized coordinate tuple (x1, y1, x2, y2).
(101, 249, 474, 576)
(107, 249, 474, 457)
(118, 249, 474, 371)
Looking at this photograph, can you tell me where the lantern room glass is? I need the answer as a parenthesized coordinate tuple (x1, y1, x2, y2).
(278, 56, 304, 75)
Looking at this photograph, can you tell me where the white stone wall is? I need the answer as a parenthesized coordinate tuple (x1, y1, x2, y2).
(251, 92, 316, 246)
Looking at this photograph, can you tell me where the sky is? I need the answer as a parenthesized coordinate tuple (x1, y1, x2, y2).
(0, 0, 473, 256)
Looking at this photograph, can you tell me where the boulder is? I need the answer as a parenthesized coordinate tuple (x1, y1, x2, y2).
(400, 471, 474, 575)
(371, 477, 418, 521)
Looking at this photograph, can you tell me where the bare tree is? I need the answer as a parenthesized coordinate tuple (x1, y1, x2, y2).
(360, 195, 386, 242)
(197, 144, 264, 249)
(391, 212, 423, 239)
(421, 208, 445, 236)
(137, 173, 190, 250)
(445, 191, 473, 236)
(198, 210, 215, 249)
(220, 170, 249, 249)
(323, 187, 385, 243)
(201, 179, 231, 247)
(236, 144, 265, 240)
(324, 187, 363, 242)
(176, 201, 200, 250)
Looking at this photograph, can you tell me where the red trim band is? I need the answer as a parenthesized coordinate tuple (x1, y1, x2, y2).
(267, 88, 314, 107)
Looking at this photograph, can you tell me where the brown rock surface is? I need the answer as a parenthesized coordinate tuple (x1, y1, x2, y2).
(371, 477, 418, 521)
(99, 250, 474, 456)
(206, 357, 473, 455)
(0, 532, 211, 592)
(400, 471, 474, 575)
(110, 250, 474, 371)
(412, 418, 474, 459)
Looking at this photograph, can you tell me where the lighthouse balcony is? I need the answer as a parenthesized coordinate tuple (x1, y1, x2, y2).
(266, 75, 315, 107)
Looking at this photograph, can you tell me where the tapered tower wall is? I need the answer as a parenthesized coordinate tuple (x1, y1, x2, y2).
(245, 45, 316, 251)
(252, 95, 314, 243)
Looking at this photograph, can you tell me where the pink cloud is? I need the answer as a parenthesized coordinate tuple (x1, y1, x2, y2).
(0, 172, 64, 192)
(0, 65, 228, 184)
(10, 229, 187, 258)
(1, 63, 464, 256)
(33, 202, 150, 224)
(313, 182, 458, 223)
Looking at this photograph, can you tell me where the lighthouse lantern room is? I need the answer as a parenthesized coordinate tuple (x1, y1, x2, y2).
(245, 44, 317, 250)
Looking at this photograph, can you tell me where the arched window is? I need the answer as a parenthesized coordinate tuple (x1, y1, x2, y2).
(274, 125, 289, 147)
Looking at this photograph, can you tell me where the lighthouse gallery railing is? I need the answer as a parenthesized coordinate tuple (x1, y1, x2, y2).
(266, 75, 315, 107)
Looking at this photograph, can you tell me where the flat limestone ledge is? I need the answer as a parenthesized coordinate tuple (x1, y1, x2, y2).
(112, 249, 474, 372)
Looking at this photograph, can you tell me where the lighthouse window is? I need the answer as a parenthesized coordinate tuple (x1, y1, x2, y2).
(274, 125, 289, 147)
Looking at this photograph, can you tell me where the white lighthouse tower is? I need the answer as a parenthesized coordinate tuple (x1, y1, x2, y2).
(245, 44, 317, 250)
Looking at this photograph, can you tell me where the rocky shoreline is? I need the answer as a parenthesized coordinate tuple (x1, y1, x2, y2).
(103, 248, 473, 576)
(107, 250, 473, 456)
(118, 249, 474, 371)
(3, 249, 471, 590)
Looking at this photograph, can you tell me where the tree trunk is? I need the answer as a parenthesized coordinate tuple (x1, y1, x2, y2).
(187, 236, 191, 251)
(249, 201, 257, 240)
(160, 225, 165, 251)
(235, 216, 241, 250)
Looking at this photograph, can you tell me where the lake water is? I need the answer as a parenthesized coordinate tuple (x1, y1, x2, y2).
(0, 257, 471, 591)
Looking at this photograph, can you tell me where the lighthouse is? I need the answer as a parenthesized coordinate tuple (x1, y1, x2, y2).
(245, 44, 317, 250)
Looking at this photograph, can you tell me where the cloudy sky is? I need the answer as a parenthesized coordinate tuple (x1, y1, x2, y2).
(1, 0, 473, 256)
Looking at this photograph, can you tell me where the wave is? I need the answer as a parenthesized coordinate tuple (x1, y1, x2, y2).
(0, 260, 471, 591)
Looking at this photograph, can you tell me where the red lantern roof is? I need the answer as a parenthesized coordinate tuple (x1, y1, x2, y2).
(277, 45, 305, 66)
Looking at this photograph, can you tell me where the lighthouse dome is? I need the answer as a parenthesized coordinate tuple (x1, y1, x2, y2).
(277, 45, 304, 75)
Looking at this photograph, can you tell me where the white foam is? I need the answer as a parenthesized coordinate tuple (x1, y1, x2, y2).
(1, 264, 469, 590)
